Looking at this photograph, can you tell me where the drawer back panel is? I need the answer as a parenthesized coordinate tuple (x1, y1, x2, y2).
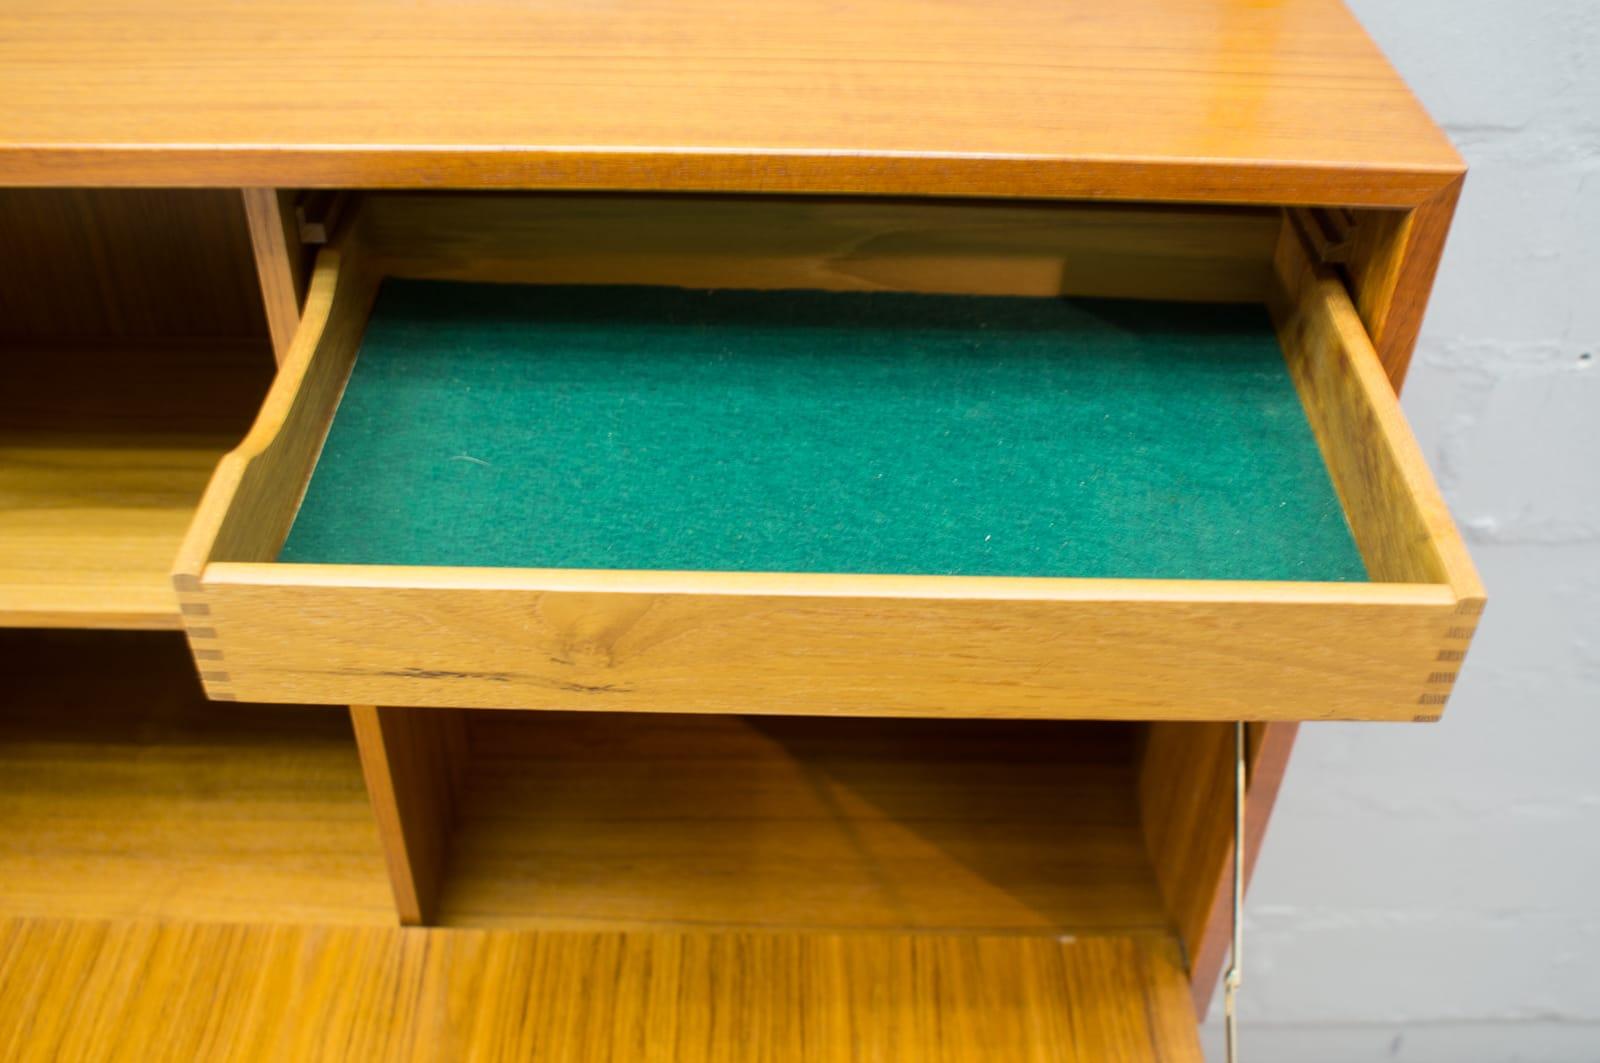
(357, 193, 1281, 304)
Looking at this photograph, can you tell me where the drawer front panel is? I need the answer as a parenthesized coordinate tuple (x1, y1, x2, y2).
(194, 570, 1459, 720)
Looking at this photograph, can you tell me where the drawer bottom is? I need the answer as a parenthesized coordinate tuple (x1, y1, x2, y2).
(280, 280, 1366, 584)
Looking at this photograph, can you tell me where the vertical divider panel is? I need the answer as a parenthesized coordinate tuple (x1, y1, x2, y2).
(242, 188, 308, 363)
(350, 706, 469, 925)
(234, 206, 464, 927)
(1137, 721, 1298, 1015)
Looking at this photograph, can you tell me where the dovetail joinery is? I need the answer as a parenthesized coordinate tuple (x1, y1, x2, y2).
(172, 590, 236, 701)
(1417, 599, 1483, 717)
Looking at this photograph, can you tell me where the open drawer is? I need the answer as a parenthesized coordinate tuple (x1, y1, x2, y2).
(174, 194, 1482, 721)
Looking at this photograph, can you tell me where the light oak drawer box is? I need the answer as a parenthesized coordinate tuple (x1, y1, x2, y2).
(174, 194, 1483, 721)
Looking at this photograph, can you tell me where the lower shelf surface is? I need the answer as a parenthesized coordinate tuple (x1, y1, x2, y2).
(0, 630, 393, 924)
(440, 711, 1168, 937)
(0, 918, 1200, 1062)
(0, 432, 226, 628)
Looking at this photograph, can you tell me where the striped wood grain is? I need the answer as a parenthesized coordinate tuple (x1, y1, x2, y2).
(0, 919, 1201, 1062)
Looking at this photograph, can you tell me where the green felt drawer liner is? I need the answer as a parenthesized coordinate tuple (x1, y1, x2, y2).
(278, 281, 1369, 583)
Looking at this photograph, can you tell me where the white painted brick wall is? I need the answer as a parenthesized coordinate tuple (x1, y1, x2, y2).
(1202, 3, 1600, 1059)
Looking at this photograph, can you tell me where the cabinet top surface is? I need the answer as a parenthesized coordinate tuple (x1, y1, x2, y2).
(0, 0, 1460, 203)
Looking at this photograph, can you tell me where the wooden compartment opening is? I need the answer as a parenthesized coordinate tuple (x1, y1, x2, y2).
(0, 190, 275, 631)
(0, 629, 1224, 963)
(428, 710, 1168, 937)
(347, 699, 1263, 1020)
(0, 628, 393, 924)
(352, 700, 1223, 1046)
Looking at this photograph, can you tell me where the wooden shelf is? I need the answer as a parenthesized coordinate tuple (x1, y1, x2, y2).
(0, 630, 393, 924)
(0, 919, 1201, 1061)
(0, 340, 272, 629)
(437, 711, 1170, 938)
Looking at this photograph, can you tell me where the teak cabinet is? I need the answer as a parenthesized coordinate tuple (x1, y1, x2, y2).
(0, 1, 1478, 1058)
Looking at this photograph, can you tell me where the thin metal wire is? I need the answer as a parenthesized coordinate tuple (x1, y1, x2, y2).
(1223, 720, 1246, 1063)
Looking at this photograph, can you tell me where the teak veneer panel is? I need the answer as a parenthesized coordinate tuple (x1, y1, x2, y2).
(195, 575, 1458, 720)
(0, 190, 267, 342)
(0, 0, 1457, 207)
(352, 705, 467, 926)
(436, 714, 1167, 936)
(0, 919, 1201, 1062)
(359, 194, 1282, 305)
(243, 188, 308, 363)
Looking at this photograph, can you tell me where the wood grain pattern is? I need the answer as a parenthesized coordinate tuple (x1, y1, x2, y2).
(1139, 723, 1235, 981)
(0, 340, 273, 629)
(0, 630, 394, 924)
(0, 0, 1457, 206)
(438, 713, 1167, 936)
(352, 705, 467, 925)
(0, 190, 267, 341)
(361, 193, 1281, 303)
(243, 188, 307, 362)
(0, 3, 1474, 1033)
(0, 919, 1201, 1062)
(196, 569, 1459, 721)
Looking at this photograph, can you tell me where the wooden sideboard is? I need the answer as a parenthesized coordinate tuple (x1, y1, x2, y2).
(0, 2, 1477, 1058)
